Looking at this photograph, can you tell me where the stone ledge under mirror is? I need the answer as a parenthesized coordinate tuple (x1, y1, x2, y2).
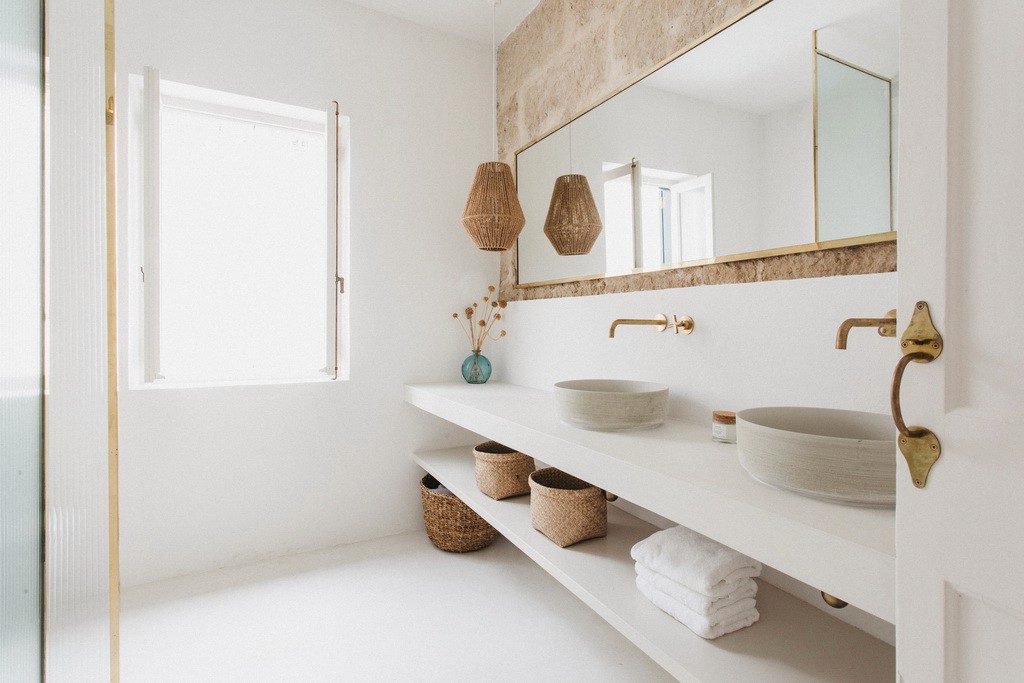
(500, 240, 894, 301)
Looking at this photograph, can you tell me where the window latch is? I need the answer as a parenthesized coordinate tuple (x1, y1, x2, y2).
(336, 275, 344, 293)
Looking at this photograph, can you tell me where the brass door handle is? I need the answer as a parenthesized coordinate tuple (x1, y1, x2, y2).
(890, 302, 942, 488)
(891, 352, 933, 437)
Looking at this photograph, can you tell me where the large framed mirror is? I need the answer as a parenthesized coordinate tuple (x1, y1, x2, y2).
(514, 0, 898, 288)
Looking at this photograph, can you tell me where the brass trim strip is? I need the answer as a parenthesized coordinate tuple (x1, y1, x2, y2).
(103, 0, 120, 679)
(815, 49, 893, 83)
(41, 0, 49, 674)
(331, 101, 340, 379)
(812, 31, 819, 243)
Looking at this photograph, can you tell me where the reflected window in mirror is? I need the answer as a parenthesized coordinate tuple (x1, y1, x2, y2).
(601, 162, 714, 273)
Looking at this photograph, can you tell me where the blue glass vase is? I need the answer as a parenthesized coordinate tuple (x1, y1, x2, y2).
(461, 350, 492, 384)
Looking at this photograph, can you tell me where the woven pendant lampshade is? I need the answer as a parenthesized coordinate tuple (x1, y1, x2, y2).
(543, 174, 603, 255)
(461, 161, 526, 252)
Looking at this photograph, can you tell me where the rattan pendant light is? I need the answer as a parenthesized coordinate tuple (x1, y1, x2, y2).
(543, 124, 602, 255)
(460, 0, 525, 252)
(462, 162, 524, 251)
(543, 174, 603, 255)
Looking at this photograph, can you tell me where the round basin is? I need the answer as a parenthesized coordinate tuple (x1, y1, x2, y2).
(553, 379, 669, 431)
(736, 406, 895, 507)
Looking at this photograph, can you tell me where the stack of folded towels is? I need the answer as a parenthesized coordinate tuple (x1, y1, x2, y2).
(630, 525, 762, 639)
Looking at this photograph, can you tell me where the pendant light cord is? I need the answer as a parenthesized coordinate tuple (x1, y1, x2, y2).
(491, 0, 498, 161)
(569, 122, 573, 174)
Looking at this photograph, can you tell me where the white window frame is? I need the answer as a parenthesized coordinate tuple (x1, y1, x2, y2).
(127, 69, 349, 387)
(668, 173, 715, 263)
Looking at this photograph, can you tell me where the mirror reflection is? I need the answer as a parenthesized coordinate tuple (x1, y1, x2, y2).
(815, 49, 894, 241)
(516, 0, 898, 286)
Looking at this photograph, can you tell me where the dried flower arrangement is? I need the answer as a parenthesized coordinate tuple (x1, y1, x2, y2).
(453, 285, 508, 352)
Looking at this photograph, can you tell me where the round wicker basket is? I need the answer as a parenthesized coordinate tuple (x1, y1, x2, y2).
(420, 474, 496, 552)
(528, 468, 607, 548)
(473, 441, 535, 500)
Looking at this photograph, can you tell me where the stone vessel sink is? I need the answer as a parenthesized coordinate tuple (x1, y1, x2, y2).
(553, 380, 669, 431)
(736, 407, 895, 507)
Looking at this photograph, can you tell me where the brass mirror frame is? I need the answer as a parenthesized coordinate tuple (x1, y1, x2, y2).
(505, 0, 896, 299)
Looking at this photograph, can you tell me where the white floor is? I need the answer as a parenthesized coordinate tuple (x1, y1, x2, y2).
(121, 531, 674, 682)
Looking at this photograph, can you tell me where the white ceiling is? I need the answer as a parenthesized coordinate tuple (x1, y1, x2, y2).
(342, 0, 542, 44)
(642, 0, 898, 115)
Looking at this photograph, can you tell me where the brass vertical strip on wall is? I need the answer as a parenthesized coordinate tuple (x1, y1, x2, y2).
(103, 0, 120, 679)
(811, 31, 820, 244)
(332, 101, 340, 379)
(41, 6, 49, 675)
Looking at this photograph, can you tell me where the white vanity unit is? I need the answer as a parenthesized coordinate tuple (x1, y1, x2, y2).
(406, 382, 895, 682)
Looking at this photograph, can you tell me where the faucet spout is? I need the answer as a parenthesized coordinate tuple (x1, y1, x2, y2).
(835, 310, 897, 349)
(609, 315, 669, 338)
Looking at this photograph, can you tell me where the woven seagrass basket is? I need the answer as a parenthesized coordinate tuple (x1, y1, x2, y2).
(420, 474, 497, 552)
(529, 468, 607, 548)
(473, 441, 535, 500)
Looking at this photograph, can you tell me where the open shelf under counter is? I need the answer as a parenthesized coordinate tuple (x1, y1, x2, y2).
(414, 446, 894, 682)
(405, 382, 895, 623)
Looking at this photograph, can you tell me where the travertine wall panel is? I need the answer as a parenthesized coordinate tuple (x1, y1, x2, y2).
(496, 0, 896, 300)
(497, 0, 756, 160)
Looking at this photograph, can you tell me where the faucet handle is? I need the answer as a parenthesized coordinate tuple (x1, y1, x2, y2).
(878, 310, 898, 338)
(672, 315, 695, 335)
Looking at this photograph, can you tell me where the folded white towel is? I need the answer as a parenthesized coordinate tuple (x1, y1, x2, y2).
(630, 526, 761, 597)
(635, 563, 758, 616)
(636, 575, 759, 639)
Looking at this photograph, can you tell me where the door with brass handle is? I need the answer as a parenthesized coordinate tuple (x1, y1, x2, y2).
(891, 301, 942, 488)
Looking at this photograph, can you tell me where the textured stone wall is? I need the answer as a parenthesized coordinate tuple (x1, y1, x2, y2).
(496, 0, 896, 300)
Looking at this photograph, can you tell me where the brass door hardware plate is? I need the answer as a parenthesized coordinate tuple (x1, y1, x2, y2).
(898, 427, 941, 489)
(900, 301, 943, 360)
(891, 301, 942, 488)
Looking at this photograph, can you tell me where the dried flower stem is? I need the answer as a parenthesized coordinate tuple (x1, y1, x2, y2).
(481, 312, 499, 342)
(453, 286, 508, 352)
(457, 316, 474, 346)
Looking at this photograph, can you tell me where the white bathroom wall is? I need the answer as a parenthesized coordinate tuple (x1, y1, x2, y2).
(116, 0, 496, 586)
(758, 98, 814, 250)
(503, 273, 897, 421)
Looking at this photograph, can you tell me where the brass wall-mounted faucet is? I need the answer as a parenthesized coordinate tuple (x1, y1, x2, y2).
(835, 310, 897, 349)
(609, 314, 694, 338)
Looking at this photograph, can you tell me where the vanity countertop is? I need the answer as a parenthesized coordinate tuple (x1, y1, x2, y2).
(405, 381, 895, 623)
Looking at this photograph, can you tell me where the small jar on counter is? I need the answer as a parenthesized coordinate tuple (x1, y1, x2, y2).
(711, 410, 737, 443)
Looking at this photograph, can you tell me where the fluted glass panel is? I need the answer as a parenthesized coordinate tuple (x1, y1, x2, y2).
(0, 0, 44, 679)
(45, 0, 112, 678)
